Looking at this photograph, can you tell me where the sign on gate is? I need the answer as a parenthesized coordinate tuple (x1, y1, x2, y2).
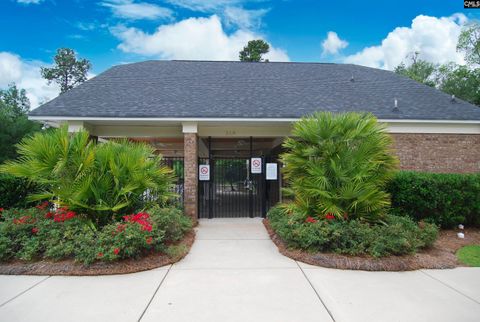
(199, 164, 210, 181)
(251, 157, 262, 174)
(266, 163, 278, 180)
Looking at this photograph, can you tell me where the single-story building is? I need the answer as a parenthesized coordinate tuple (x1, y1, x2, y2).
(29, 60, 480, 220)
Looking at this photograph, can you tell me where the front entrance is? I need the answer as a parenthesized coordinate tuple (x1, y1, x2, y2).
(198, 137, 281, 218)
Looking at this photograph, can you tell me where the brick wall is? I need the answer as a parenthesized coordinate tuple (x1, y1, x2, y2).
(391, 133, 480, 173)
(183, 133, 198, 222)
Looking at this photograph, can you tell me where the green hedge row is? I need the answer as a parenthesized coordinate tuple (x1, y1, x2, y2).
(0, 174, 39, 209)
(387, 171, 480, 228)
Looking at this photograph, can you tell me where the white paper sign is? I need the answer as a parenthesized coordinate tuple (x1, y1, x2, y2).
(199, 164, 210, 181)
(251, 157, 262, 174)
(266, 163, 278, 180)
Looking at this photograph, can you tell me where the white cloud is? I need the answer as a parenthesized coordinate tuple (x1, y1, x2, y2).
(111, 15, 289, 61)
(223, 6, 268, 30)
(344, 14, 467, 70)
(0, 52, 59, 108)
(17, 0, 43, 4)
(166, 0, 245, 12)
(100, 0, 173, 20)
(321, 31, 348, 55)
(76, 22, 97, 31)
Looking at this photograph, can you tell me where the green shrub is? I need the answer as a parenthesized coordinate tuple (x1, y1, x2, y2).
(281, 112, 398, 222)
(387, 171, 480, 228)
(148, 205, 192, 242)
(267, 205, 438, 257)
(0, 125, 176, 227)
(0, 174, 39, 209)
(0, 205, 192, 265)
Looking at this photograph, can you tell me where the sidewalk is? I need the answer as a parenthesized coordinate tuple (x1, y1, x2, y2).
(0, 218, 479, 322)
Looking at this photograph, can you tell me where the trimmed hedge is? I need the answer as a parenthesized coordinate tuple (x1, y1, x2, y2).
(387, 171, 480, 228)
(0, 174, 39, 209)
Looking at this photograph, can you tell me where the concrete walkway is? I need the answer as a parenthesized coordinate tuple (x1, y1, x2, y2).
(1, 218, 480, 322)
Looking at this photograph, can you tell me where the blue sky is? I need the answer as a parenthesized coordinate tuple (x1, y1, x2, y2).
(0, 0, 479, 106)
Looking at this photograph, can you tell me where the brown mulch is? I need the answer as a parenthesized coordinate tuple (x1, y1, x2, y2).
(263, 219, 480, 271)
(0, 229, 195, 276)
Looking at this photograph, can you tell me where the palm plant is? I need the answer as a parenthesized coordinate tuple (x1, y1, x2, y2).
(281, 112, 399, 222)
(0, 126, 175, 226)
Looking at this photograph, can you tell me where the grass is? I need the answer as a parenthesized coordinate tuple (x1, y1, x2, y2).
(456, 245, 480, 267)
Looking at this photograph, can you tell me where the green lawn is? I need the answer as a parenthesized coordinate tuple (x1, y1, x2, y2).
(457, 245, 480, 267)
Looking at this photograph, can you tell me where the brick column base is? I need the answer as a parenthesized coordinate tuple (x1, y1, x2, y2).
(184, 133, 198, 222)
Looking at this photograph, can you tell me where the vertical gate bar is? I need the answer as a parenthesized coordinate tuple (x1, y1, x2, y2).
(249, 137, 253, 218)
(262, 155, 267, 218)
(208, 137, 212, 219)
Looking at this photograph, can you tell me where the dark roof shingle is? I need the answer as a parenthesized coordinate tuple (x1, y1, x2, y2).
(29, 60, 480, 120)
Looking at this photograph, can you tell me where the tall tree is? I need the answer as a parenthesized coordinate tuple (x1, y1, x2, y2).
(436, 63, 480, 106)
(0, 84, 41, 164)
(239, 39, 270, 62)
(41, 48, 91, 94)
(0, 84, 30, 117)
(457, 21, 480, 66)
(394, 52, 437, 87)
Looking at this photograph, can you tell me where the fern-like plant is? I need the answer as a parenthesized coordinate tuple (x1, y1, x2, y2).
(281, 112, 399, 222)
(0, 125, 175, 226)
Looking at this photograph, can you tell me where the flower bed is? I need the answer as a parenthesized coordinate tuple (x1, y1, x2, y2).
(0, 204, 193, 274)
(268, 206, 438, 258)
(265, 213, 480, 271)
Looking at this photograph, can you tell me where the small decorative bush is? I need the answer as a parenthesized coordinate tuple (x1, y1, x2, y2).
(268, 206, 438, 257)
(281, 112, 398, 222)
(0, 204, 192, 265)
(387, 171, 480, 228)
(0, 125, 175, 227)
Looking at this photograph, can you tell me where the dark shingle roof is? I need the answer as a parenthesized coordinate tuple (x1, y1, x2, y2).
(30, 60, 480, 120)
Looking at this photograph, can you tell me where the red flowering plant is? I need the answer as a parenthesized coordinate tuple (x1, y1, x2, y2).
(305, 216, 318, 224)
(0, 204, 89, 262)
(325, 213, 336, 220)
(91, 212, 166, 262)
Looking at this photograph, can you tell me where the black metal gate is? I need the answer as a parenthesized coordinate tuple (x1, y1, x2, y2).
(198, 157, 280, 218)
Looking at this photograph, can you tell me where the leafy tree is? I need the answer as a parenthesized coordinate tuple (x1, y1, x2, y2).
(435, 63, 480, 106)
(0, 84, 30, 116)
(0, 126, 175, 227)
(0, 84, 41, 164)
(281, 112, 399, 222)
(41, 48, 91, 94)
(394, 52, 436, 87)
(239, 39, 270, 62)
(457, 21, 480, 66)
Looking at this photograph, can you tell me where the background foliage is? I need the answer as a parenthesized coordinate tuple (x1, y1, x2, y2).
(387, 171, 480, 228)
(0, 84, 41, 164)
(0, 174, 39, 209)
(394, 22, 480, 106)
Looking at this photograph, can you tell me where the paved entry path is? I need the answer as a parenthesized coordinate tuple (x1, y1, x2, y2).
(1, 218, 480, 322)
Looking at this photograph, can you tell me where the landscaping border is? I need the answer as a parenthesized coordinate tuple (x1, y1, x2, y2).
(0, 229, 195, 276)
(263, 219, 477, 271)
